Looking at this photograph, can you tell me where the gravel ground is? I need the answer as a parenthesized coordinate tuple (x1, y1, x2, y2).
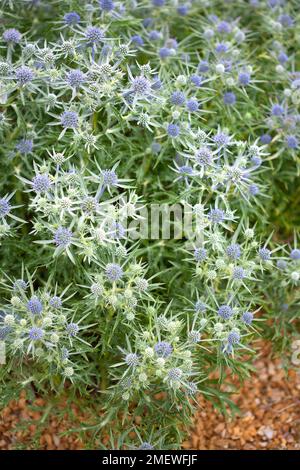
(1, 343, 299, 450)
(184, 345, 300, 450)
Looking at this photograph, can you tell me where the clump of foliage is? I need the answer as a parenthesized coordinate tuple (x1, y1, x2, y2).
(0, 0, 299, 450)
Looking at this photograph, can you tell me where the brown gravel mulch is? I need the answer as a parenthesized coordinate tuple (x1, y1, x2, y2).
(1, 343, 300, 450)
(184, 346, 300, 450)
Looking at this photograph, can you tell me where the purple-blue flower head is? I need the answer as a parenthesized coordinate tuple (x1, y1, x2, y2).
(227, 331, 240, 344)
(61, 111, 78, 129)
(238, 72, 251, 86)
(218, 305, 233, 319)
(286, 135, 298, 149)
(0, 198, 11, 218)
(177, 4, 189, 16)
(215, 42, 228, 54)
(154, 341, 173, 358)
(132, 76, 151, 95)
(66, 322, 79, 336)
(260, 133, 272, 145)
(32, 174, 51, 193)
(277, 259, 287, 270)
(226, 243, 241, 260)
(217, 21, 231, 35)
(242, 311, 254, 325)
(190, 74, 202, 87)
(278, 51, 288, 64)
(16, 66, 34, 85)
(131, 35, 144, 47)
(67, 70, 85, 88)
(232, 267, 245, 279)
(29, 327, 44, 341)
(278, 14, 293, 28)
(167, 123, 180, 138)
(249, 183, 259, 196)
(194, 248, 207, 262)
(125, 353, 139, 367)
(159, 47, 172, 59)
(49, 296, 62, 308)
(290, 249, 300, 260)
(271, 104, 284, 116)
(54, 227, 73, 248)
(209, 208, 225, 223)
(64, 11, 81, 25)
(187, 98, 199, 112)
(195, 147, 212, 166)
(85, 26, 104, 44)
(223, 91, 236, 106)
(27, 296, 43, 315)
(138, 442, 154, 450)
(3, 28, 22, 44)
(259, 247, 271, 261)
(13, 279, 27, 291)
(213, 132, 230, 147)
(99, 0, 115, 11)
(251, 155, 262, 167)
(198, 60, 209, 73)
(16, 138, 33, 155)
(170, 91, 185, 106)
(102, 169, 118, 186)
(149, 30, 161, 41)
(105, 263, 123, 282)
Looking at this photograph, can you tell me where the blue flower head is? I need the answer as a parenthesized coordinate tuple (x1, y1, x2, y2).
(50, 296, 62, 308)
(194, 248, 207, 262)
(54, 227, 73, 248)
(170, 91, 185, 106)
(0, 198, 11, 218)
(159, 47, 172, 59)
(66, 322, 79, 336)
(85, 26, 104, 44)
(223, 91, 236, 106)
(187, 98, 199, 112)
(3, 28, 21, 43)
(27, 296, 43, 315)
(131, 35, 144, 47)
(167, 123, 180, 138)
(64, 12, 80, 25)
(286, 135, 298, 149)
(290, 249, 300, 260)
(16, 138, 33, 155)
(99, 0, 115, 11)
(242, 311, 254, 325)
(105, 263, 123, 282)
(60, 111, 78, 129)
(16, 66, 34, 85)
(238, 72, 251, 86)
(125, 353, 139, 367)
(218, 305, 233, 319)
(209, 208, 225, 224)
(259, 247, 271, 261)
(29, 327, 44, 341)
(154, 341, 173, 358)
(32, 174, 51, 193)
(271, 104, 284, 116)
(227, 330, 240, 344)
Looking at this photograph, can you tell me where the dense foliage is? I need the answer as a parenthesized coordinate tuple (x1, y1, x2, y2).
(0, 0, 299, 450)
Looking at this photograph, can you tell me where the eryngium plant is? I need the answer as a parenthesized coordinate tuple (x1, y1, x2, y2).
(0, 0, 299, 450)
